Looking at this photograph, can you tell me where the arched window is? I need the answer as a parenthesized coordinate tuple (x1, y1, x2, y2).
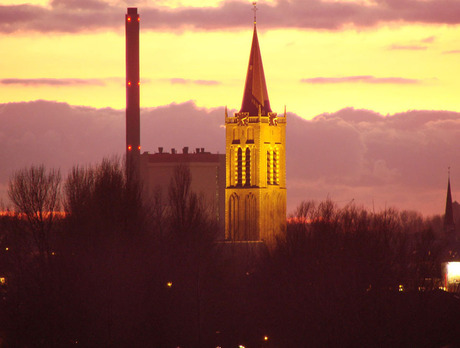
(237, 148, 243, 186)
(267, 150, 271, 185)
(244, 193, 257, 240)
(233, 128, 239, 140)
(247, 127, 254, 141)
(228, 194, 239, 240)
(245, 147, 251, 186)
(273, 149, 278, 185)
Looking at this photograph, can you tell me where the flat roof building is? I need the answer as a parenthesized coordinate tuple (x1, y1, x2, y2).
(141, 147, 225, 238)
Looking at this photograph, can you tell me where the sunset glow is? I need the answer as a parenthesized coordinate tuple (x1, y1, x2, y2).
(1, 0, 460, 118)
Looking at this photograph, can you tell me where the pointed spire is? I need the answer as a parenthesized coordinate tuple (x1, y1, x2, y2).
(445, 167, 455, 232)
(239, 4, 272, 116)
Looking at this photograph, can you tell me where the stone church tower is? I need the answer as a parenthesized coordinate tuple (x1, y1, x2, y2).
(225, 15, 286, 244)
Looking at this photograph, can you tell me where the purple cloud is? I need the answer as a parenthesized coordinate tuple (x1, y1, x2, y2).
(50, 0, 107, 10)
(2, 0, 460, 33)
(389, 44, 428, 50)
(1, 78, 106, 86)
(0, 100, 459, 216)
(167, 78, 220, 86)
(421, 36, 436, 43)
(301, 76, 419, 84)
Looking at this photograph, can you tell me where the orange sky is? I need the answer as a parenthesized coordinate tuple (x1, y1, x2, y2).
(1, 0, 460, 119)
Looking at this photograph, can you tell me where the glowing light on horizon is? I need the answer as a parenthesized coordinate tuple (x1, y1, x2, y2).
(0, 211, 66, 218)
(446, 262, 460, 283)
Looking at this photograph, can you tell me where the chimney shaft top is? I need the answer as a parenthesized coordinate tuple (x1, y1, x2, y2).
(127, 7, 137, 14)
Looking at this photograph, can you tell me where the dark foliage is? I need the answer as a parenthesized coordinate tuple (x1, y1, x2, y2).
(0, 169, 459, 347)
(249, 200, 459, 347)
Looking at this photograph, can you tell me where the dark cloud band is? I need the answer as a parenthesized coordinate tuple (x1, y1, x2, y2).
(1, 0, 460, 34)
(167, 78, 221, 86)
(1, 100, 459, 217)
(301, 76, 419, 84)
(1, 78, 106, 86)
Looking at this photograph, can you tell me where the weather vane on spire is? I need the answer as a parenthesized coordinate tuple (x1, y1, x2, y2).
(253, 2, 257, 25)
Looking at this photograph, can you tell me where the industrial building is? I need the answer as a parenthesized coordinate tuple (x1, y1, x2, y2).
(140, 147, 225, 238)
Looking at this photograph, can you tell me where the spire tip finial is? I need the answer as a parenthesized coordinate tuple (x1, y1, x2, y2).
(252, 2, 257, 26)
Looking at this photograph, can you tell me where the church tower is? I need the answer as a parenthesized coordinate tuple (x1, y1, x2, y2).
(225, 6, 286, 244)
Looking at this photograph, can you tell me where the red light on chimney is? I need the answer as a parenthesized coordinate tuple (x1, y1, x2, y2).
(127, 16, 131, 22)
(128, 81, 131, 86)
(138, 145, 141, 150)
(137, 81, 140, 86)
(128, 145, 132, 151)
(137, 17, 140, 22)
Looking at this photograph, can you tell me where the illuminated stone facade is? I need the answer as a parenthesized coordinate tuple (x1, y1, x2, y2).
(225, 23, 286, 243)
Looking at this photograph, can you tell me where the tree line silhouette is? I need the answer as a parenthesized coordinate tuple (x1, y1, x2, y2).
(0, 159, 459, 347)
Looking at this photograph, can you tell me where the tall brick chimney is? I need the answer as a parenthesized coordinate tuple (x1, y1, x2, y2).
(126, 7, 140, 180)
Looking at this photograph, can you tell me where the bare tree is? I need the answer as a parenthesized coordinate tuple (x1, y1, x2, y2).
(8, 165, 61, 260)
(168, 164, 209, 239)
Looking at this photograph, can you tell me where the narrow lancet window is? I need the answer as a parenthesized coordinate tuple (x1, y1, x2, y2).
(267, 150, 271, 185)
(233, 128, 239, 141)
(229, 194, 239, 240)
(237, 148, 243, 186)
(273, 149, 278, 185)
(246, 148, 251, 186)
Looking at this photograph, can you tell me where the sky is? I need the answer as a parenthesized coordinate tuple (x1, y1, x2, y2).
(1, 0, 459, 215)
(2, 0, 460, 116)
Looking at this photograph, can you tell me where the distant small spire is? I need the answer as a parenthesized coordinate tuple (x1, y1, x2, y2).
(253, 2, 257, 26)
(445, 167, 455, 234)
